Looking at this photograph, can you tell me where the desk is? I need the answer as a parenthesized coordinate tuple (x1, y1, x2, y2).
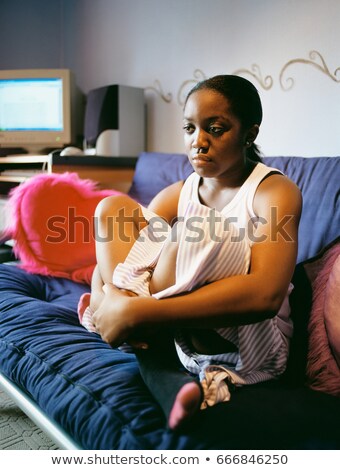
(52, 155, 138, 193)
(0, 154, 138, 195)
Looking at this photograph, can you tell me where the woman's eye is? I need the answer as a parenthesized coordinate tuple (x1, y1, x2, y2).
(183, 124, 194, 134)
(209, 126, 224, 135)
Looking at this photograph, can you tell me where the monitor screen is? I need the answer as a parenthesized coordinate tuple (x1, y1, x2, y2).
(0, 69, 82, 154)
(0, 77, 63, 132)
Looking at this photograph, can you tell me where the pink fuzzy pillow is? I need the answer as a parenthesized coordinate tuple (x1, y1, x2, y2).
(4, 172, 122, 284)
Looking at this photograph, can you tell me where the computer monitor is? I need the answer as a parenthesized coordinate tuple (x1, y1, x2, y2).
(0, 69, 82, 155)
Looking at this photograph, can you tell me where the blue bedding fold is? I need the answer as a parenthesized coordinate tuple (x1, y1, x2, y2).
(1, 264, 340, 449)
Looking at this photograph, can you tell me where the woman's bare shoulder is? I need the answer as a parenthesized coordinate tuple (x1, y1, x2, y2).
(254, 173, 302, 218)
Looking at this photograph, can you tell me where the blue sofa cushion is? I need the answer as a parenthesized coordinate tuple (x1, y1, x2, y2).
(1, 263, 340, 449)
(264, 156, 339, 263)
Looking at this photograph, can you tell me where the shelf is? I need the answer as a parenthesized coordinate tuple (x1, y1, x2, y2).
(0, 153, 138, 195)
(51, 154, 138, 168)
(0, 155, 51, 164)
(0, 155, 51, 185)
(0, 175, 31, 183)
(0, 154, 138, 168)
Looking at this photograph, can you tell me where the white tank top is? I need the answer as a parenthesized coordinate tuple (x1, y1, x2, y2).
(175, 162, 294, 384)
(178, 162, 279, 247)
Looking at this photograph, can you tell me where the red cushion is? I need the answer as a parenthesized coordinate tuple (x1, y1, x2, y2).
(4, 172, 121, 284)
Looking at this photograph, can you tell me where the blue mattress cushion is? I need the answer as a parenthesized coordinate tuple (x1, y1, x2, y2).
(1, 264, 340, 450)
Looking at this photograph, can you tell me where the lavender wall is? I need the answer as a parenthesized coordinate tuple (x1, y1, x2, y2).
(1, 0, 339, 156)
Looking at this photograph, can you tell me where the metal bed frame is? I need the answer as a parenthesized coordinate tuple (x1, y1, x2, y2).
(0, 372, 82, 450)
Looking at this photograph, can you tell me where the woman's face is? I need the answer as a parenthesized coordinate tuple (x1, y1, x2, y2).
(183, 89, 250, 179)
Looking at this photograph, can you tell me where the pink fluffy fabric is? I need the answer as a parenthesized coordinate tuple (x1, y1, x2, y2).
(4, 172, 121, 285)
(306, 242, 340, 397)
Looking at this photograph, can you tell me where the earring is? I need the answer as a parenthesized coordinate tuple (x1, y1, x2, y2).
(246, 141, 251, 146)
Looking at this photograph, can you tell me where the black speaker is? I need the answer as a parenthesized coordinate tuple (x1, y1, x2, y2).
(84, 85, 119, 147)
(83, 84, 145, 156)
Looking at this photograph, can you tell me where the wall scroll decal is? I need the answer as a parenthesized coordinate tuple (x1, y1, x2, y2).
(176, 66, 272, 105)
(146, 51, 340, 105)
(177, 69, 207, 105)
(145, 80, 172, 103)
(279, 50, 340, 91)
(232, 64, 273, 90)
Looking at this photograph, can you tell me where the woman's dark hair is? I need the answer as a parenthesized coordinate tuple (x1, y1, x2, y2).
(185, 75, 263, 162)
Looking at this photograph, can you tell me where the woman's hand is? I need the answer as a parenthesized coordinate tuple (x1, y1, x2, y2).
(92, 283, 132, 347)
(92, 284, 152, 349)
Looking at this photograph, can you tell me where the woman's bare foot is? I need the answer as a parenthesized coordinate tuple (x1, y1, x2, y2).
(77, 292, 91, 317)
(168, 382, 202, 430)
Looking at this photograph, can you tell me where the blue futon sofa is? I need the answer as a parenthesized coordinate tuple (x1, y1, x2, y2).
(0, 152, 339, 450)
